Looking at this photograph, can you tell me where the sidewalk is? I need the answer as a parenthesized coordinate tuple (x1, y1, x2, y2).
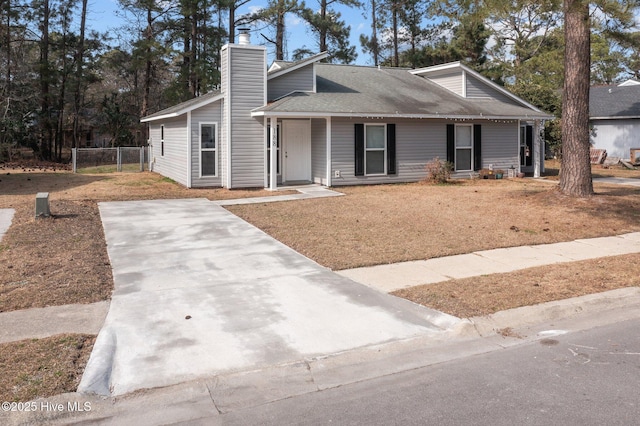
(0, 208, 14, 242)
(338, 232, 640, 292)
(4, 287, 640, 426)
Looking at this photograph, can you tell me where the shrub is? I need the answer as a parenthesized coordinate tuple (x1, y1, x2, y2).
(424, 157, 453, 184)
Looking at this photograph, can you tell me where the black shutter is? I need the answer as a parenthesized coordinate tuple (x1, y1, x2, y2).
(355, 124, 364, 176)
(387, 124, 396, 175)
(473, 124, 482, 171)
(525, 125, 533, 167)
(446, 124, 455, 163)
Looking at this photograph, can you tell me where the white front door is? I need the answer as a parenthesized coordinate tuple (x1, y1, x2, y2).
(283, 120, 312, 182)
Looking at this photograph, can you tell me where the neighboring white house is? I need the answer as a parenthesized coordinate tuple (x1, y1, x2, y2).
(590, 82, 640, 160)
(141, 31, 551, 189)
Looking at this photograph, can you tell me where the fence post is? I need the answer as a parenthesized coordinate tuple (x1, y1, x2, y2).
(117, 147, 122, 172)
(72, 148, 77, 173)
(140, 146, 144, 171)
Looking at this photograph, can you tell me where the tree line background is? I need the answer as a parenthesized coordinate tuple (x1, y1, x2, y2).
(1, 0, 640, 162)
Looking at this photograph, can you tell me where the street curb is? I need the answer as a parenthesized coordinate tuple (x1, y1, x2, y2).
(453, 287, 640, 337)
(4, 288, 640, 425)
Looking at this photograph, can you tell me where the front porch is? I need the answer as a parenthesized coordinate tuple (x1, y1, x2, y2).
(265, 116, 332, 191)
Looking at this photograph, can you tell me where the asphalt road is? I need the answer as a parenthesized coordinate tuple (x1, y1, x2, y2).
(219, 318, 640, 426)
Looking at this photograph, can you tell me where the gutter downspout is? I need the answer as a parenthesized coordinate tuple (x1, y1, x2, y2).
(326, 117, 332, 186)
(187, 111, 192, 188)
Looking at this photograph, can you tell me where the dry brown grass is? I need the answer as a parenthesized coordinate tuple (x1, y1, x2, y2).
(393, 254, 640, 318)
(0, 334, 95, 402)
(228, 178, 640, 270)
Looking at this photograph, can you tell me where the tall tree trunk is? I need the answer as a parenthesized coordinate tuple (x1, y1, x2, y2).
(228, 2, 235, 43)
(276, 0, 285, 60)
(56, 25, 68, 162)
(190, 10, 197, 97)
(141, 8, 152, 119)
(319, 0, 327, 53)
(371, 0, 378, 67)
(40, 0, 52, 160)
(392, 4, 398, 67)
(559, 0, 593, 197)
(1, 0, 10, 149)
(183, 25, 191, 94)
(72, 0, 87, 149)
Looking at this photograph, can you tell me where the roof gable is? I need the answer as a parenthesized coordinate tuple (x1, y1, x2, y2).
(410, 62, 544, 113)
(267, 51, 328, 80)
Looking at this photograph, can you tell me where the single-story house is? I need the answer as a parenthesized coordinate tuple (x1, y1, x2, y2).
(590, 82, 640, 160)
(141, 32, 551, 189)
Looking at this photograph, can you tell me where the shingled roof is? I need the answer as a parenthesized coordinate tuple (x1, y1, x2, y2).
(141, 91, 222, 123)
(253, 63, 549, 119)
(590, 85, 640, 119)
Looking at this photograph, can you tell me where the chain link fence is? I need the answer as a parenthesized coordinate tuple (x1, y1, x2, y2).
(72, 147, 149, 173)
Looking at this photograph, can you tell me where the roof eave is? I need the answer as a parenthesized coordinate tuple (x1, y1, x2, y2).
(140, 112, 180, 123)
(251, 110, 552, 120)
(590, 115, 640, 120)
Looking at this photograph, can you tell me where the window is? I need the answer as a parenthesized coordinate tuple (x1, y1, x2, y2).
(200, 123, 217, 177)
(160, 125, 165, 156)
(365, 124, 386, 175)
(455, 125, 473, 171)
(267, 124, 281, 175)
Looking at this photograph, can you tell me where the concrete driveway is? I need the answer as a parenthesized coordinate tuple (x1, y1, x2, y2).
(79, 199, 457, 396)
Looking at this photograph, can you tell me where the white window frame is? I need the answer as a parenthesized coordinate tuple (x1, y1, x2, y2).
(267, 124, 281, 176)
(199, 122, 218, 178)
(455, 124, 473, 172)
(364, 123, 387, 176)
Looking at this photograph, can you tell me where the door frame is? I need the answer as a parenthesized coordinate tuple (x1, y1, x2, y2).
(282, 119, 312, 183)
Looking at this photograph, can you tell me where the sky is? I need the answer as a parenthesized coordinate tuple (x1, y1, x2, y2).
(87, 0, 374, 66)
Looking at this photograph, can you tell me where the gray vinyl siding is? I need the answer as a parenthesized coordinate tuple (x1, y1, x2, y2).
(479, 122, 519, 171)
(149, 117, 189, 187)
(311, 118, 327, 184)
(330, 118, 447, 186)
(190, 101, 223, 187)
(331, 118, 519, 185)
(466, 75, 521, 106)
(590, 119, 640, 159)
(426, 69, 464, 96)
(227, 45, 266, 188)
(268, 64, 314, 101)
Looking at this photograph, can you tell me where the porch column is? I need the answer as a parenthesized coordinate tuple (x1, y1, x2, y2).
(269, 116, 278, 191)
(533, 119, 541, 178)
(326, 117, 332, 187)
(517, 120, 522, 173)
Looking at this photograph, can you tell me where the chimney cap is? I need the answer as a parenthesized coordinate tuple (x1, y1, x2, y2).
(238, 28, 251, 45)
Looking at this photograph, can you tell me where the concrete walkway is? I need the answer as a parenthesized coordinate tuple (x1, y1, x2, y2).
(338, 232, 640, 292)
(79, 198, 455, 397)
(593, 177, 640, 187)
(213, 185, 344, 206)
(0, 302, 109, 343)
(0, 208, 14, 242)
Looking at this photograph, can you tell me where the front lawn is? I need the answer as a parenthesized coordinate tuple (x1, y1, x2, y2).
(227, 178, 640, 270)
